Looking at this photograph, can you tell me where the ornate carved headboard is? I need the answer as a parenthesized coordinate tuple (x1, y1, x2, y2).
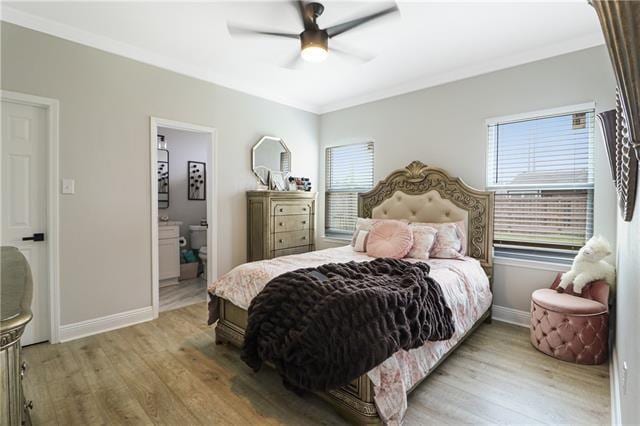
(358, 161, 494, 275)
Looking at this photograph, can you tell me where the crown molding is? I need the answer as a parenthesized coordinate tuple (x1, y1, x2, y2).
(0, 6, 321, 113)
(2, 5, 604, 116)
(318, 32, 605, 114)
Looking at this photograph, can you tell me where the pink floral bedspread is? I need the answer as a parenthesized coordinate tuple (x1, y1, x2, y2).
(208, 246, 492, 424)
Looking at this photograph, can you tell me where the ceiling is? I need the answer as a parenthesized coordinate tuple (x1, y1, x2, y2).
(2, 1, 604, 113)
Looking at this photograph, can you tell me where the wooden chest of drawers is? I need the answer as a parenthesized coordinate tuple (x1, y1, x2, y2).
(246, 191, 317, 262)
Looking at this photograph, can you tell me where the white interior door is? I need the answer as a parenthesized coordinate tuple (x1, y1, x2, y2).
(1, 100, 50, 346)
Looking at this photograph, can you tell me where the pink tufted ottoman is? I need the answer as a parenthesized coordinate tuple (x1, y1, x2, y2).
(530, 274, 609, 365)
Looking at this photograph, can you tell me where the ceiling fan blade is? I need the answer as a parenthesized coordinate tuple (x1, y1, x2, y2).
(227, 24, 299, 39)
(282, 51, 303, 70)
(330, 42, 375, 63)
(325, 4, 399, 38)
(291, 0, 314, 30)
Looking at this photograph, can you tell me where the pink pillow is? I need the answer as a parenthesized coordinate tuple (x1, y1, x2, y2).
(407, 224, 438, 260)
(366, 221, 414, 259)
(351, 218, 408, 247)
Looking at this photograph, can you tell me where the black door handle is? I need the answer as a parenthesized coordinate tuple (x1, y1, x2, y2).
(22, 233, 45, 242)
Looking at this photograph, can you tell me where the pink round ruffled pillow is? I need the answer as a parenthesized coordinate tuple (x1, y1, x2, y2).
(366, 220, 414, 259)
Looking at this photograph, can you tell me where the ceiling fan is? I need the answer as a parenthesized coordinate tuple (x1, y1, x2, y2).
(227, 1, 399, 67)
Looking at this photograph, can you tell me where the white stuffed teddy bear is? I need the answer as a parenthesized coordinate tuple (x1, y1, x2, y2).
(558, 235, 615, 293)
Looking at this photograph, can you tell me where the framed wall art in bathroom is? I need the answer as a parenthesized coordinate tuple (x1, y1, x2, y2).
(188, 161, 206, 201)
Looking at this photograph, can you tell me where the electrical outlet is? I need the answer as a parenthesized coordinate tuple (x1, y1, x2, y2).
(622, 361, 629, 395)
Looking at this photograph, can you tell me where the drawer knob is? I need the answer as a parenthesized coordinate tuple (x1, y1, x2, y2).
(279, 239, 284, 243)
(20, 361, 27, 378)
(302, 207, 307, 211)
(279, 222, 284, 226)
(302, 221, 306, 224)
(279, 208, 284, 212)
(302, 236, 307, 240)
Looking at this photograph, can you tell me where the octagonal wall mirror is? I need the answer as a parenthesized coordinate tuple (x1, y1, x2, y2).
(252, 136, 291, 185)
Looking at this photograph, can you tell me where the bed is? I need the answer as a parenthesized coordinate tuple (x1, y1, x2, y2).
(208, 161, 494, 424)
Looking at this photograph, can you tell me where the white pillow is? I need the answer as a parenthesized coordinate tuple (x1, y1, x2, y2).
(351, 218, 375, 246)
(407, 224, 438, 260)
(352, 230, 369, 252)
(411, 221, 466, 258)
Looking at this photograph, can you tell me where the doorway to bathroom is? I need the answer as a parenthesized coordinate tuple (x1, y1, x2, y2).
(150, 117, 217, 317)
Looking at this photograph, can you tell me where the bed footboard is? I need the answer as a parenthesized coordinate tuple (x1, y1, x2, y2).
(214, 298, 491, 425)
(214, 298, 382, 424)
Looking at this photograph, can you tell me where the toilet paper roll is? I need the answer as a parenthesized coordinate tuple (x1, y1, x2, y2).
(178, 236, 187, 248)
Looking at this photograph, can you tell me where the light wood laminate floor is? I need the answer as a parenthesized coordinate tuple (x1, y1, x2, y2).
(159, 277, 207, 313)
(22, 304, 610, 425)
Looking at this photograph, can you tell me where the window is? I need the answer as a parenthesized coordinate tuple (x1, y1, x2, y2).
(486, 105, 595, 252)
(325, 142, 374, 237)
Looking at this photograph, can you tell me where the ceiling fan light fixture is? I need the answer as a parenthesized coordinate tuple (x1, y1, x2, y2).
(300, 29, 328, 63)
(301, 45, 328, 62)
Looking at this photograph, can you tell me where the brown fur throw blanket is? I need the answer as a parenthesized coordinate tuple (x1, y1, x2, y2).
(241, 258, 455, 392)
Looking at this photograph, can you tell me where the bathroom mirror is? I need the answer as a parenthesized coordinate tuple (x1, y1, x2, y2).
(158, 148, 169, 209)
(252, 136, 291, 186)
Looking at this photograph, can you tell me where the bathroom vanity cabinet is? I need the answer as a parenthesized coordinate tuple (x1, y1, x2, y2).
(159, 224, 180, 286)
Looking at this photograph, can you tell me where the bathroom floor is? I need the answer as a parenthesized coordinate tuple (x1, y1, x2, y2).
(159, 276, 208, 313)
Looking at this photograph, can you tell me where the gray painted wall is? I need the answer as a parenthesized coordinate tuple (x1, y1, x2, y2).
(1, 22, 319, 325)
(615, 197, 640, 424)
(318, 46, 618, 313)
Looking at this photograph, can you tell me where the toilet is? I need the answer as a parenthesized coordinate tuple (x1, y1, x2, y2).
(189, 225, 207, 280)
(198, 246, 208, 280)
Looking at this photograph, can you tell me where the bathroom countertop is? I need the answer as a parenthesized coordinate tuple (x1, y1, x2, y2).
(158, 221, 183, 226)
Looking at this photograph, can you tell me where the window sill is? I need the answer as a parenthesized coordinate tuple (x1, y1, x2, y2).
(493, 255, 571, 272)
(321, 235, 351, 245)
(494, 245, 575, 269)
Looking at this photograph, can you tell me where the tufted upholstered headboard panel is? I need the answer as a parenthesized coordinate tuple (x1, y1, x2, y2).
(358, 161, 494, 276)
(371, 190, 469, 244)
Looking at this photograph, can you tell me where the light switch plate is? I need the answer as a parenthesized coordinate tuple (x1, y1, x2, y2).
(62, 178, 75, 194)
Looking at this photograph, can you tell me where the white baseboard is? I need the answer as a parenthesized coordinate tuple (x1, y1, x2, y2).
(610, 347, 621, 425)
(58, 306, 153, 343)
(492, 305, 530, 327)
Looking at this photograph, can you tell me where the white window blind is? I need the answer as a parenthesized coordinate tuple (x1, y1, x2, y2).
(325, 142, 374, 236)
(487, 107, 595, 251)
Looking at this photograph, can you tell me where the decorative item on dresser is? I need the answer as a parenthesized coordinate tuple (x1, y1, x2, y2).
(268, 171, 287, 191)
(289, 176, 312, 191)
(1, 247, 34, 426)
(246, 190, 316, 261)
(590, 0, 640, 221)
